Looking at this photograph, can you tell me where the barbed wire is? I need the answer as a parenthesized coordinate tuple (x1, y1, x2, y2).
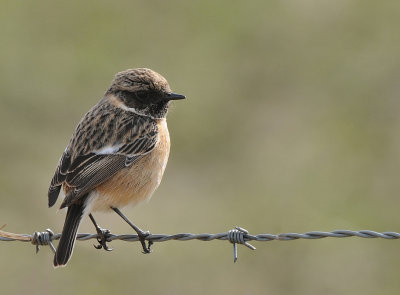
(1, 225, 399, 262)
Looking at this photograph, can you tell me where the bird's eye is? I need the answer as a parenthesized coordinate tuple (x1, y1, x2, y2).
(135, 91, 149, 101)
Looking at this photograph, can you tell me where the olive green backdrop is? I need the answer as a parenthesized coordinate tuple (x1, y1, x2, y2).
(1, 1, 400, 294)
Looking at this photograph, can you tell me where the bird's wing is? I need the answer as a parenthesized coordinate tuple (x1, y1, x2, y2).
(48, 106, 158, 208)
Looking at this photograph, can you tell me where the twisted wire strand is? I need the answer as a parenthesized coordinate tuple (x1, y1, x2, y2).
(0, 230, 400, 243)
(2, 228, 400, 243)
(1, 226, 399, 262)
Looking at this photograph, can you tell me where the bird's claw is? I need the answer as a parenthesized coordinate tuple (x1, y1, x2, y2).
(94, 228, 113, 251)
(138, 230, 152, 254)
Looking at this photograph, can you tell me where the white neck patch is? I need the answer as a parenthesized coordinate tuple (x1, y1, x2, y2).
(117, 103, 157, 120)
(108, 94, 164, 120)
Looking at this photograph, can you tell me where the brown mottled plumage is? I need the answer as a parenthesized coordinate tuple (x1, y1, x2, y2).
(48, 68, 185, 267)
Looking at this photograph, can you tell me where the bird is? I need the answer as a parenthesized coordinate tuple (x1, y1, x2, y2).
(48, 68, 185, 267)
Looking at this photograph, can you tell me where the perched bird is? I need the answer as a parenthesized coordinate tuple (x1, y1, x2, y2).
(48, 68, 185, 267)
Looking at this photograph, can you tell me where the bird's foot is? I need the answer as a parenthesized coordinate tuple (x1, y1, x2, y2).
(110, 207, 153, 254)
(137, 230, 153, 254)
(94, 228, 113, 251)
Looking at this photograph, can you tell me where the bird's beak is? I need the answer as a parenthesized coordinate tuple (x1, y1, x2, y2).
(165, 92, 186, 100)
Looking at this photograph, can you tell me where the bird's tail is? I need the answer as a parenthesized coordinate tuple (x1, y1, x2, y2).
(54, 203, 85, 267)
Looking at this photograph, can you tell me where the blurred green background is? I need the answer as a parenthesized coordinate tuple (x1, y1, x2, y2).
(1, 0, 400, 294)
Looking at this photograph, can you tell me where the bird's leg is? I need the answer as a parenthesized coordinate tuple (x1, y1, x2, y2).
(89, 213, 113, 251)
(111, 207, 153, 254)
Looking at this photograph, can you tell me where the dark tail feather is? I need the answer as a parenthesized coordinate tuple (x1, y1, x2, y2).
(54, 203, 85, 267)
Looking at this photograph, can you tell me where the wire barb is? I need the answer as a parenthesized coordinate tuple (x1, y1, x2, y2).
(31, 229, 56, 254)
(228, 227, 256, 262)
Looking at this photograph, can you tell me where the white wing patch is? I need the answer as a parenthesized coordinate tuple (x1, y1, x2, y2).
(94, 144, 123, 155)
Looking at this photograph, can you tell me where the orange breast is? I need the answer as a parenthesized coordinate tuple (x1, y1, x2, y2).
(89, 118, 170, 212)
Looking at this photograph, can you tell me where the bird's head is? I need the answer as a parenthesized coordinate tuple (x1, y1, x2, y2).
(107, 68, 185, 119)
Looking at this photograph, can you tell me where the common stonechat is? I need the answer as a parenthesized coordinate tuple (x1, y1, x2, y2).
(48, 68, 185, 267)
